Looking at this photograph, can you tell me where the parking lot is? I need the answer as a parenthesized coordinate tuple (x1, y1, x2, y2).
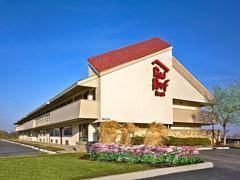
(146, 149, 240, 180)
(1, 140, 240, 180)
(0, 140, 42, 157)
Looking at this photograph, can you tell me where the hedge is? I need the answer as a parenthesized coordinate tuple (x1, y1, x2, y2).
(131, 136, 145, 145)
(163, 136, 211, 146)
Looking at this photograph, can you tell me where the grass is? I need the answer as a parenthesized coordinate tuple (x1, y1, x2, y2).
(229, 144, 240, 149)
(0, 153, 154, 180)
(10, 140, 64, 152)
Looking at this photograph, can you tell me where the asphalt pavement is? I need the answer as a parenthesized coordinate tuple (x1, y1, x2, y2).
(145, 149, 240, 180)
(0, 139, 42, 157)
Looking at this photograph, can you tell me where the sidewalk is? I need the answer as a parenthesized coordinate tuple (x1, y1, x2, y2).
(91, 162, 213, 180)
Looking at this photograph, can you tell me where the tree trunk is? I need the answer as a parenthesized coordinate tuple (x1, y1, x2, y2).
(211, 124, 215, 145)
(223, 124, 227, 145)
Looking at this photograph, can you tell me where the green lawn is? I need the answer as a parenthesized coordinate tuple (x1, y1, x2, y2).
(0, 153, 154, 180)
(10, 139, 64, 152)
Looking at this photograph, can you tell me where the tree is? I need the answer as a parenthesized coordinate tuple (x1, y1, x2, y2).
(199, 81, 240, 145)
(0, 130, 18, 139)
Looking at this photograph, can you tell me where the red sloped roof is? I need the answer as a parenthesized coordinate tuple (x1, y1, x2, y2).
(88, 37, 172, 73)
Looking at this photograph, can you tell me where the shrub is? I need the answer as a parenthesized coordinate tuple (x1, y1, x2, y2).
(120, 123, 138, 145)
(99, 121, 121, 143)
(144, 122, 167, 146)
(163, 136, 211, 146)
(87, 143, 204, 166)
(132, 136, 145, 145)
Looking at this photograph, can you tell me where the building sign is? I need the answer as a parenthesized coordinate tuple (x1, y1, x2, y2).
(152, 59, 170, 97)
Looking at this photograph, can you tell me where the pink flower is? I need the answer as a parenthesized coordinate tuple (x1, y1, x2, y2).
(166, 147, 174, 153)
(193, 150, 199, 155)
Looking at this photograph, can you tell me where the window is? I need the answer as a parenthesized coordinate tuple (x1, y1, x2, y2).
(63, 127, 72, 136)
(50, 129, 60, 137)
(55, 129, 60, 136)
(82, 124, 88, 141)
(50, 139, 53, 143)
(55, 139, 58, 144)
(40, 130, 46, 136)
(65, 140, 69, 145)
(50, 129, 54, 136)
(28, 131, 32, 137)
(83, 92, 88, 99)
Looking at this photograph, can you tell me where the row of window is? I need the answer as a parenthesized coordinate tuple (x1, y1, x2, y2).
(49, 127, 73, 137)
(63, 127, 72, 136)
(41, 139, 69, 145)
(50, 139, 59, 144)
(50, 129, 60, 137)
(21, 127, 73, 137)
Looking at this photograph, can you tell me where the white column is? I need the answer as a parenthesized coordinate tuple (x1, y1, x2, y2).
(88, 124, 96, 142)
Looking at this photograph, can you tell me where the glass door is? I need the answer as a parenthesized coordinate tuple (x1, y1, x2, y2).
(79, 124, 88, 142)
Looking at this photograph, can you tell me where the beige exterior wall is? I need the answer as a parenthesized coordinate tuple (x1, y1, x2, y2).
(50, 101, 81, 125)
(173, 108, 199, 124)
(172, 67, 207, 102)
(100, 50, 174, 124)
(80, 76, 98, 87)
(19, 135, 37, 141)
(16, 99, 98, 131)
(79, 100, 99, 119)
(16, 120, 35, 131)
(171, 123, 202, 130)
(88, 66, 96, 77)
(19, 124, 81, 145)
(61, 124, 79, 145)
(98, 49, 208, 125)
(49, 136, 61, 144)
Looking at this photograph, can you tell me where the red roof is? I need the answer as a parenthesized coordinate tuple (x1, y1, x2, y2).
(88, 37, 171, 73)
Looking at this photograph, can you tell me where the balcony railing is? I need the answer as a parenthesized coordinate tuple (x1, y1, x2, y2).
(16, 120, 35, 131)
(35, 113, 50, 127)
(16, 99, 98, 131)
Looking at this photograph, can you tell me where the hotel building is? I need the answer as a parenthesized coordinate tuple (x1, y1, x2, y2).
(15, 37, 213, 145)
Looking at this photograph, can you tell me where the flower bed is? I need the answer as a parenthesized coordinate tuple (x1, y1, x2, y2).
(87, 143, 203, 166)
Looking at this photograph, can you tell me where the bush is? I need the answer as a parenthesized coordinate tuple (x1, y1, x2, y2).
(163, 136, 211, 146)
(131, 136, 145, 145)
(121, 123, 138, 145)
(99, 121, 138, 145)
(144, 122, 167, 146)
(99, 121, 121, 143)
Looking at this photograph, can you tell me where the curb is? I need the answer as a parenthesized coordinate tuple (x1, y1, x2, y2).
(197, 147, 230, 151)
(0, 139, 56, 154)
(215, 147, 230, 150)
(90, 162, 213, 180)
(197, 147, 213, 151)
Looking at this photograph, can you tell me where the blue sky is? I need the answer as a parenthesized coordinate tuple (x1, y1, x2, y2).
(0, 0, 240, 132)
